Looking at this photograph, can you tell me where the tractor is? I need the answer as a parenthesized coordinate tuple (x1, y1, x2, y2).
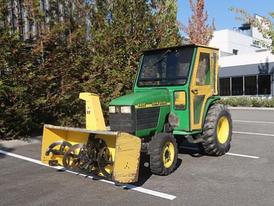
(41, 44, 232, 183)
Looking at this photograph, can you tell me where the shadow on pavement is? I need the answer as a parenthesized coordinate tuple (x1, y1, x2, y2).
(177, 139, 204, 158)
(49, 141, 201, 188)
(133, 153, 183, 187)
(21, 136, 42, 143)
(0, 145, 15, 159)
(132, 153, 152, 186)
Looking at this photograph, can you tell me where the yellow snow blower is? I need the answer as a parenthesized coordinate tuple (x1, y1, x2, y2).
(41, 93, 141, 184)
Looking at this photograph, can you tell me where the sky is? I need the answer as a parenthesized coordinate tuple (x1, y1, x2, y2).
(177, 0, 274, 36)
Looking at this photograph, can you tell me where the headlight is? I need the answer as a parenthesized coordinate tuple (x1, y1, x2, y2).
(109, 106, 115, 114)
(121, 106, 131, 114)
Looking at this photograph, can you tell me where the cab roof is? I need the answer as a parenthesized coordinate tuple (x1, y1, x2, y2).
(142, 44, 219, 53)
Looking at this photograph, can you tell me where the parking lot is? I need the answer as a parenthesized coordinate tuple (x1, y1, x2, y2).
(1, 107, 274, 206)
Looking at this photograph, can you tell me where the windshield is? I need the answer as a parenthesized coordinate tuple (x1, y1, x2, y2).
(137, 48, 193, 87)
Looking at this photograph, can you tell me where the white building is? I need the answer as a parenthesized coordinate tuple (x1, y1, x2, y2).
(209, 14, 274, 98)
(210, 14, 271, 56)
(4, 0, 75, 41)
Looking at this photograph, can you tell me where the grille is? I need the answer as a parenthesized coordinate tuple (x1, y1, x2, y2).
(136, 107, 160, 130)
(109, 107, 160, 134)
(109, 113, 136, 134)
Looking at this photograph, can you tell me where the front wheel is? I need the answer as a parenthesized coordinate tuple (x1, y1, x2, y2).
(148, 133, 178, 175)
(200, 104, 232, 156)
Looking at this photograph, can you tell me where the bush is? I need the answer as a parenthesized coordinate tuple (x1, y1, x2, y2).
(224, 97, 238, 107)
(235, 97, 252, 107)
(261, 98, 274, 107)
(251, 98, 262, 107)
(217, 97, 274, 108)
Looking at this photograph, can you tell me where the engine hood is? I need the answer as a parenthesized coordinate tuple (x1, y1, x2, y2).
(109, 89, 170, 107)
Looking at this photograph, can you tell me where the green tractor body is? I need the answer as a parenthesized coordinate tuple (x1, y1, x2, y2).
(41, 44, 232, 182)
(109, 44, 232, 175)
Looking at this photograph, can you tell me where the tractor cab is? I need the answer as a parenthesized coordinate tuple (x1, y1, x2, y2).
(110, 44, 220, 136)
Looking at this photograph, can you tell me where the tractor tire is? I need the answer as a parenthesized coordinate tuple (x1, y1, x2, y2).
(200, 104, 232, 156)
(148, 133, 178, 175)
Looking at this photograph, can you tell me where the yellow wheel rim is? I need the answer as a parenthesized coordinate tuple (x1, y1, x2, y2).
(217, 117, 230, 144)
(162, 142, 175, 168)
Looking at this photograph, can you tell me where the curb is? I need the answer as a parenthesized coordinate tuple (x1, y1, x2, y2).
(0, 136, 42, 149)
(228, 106, 274, 111)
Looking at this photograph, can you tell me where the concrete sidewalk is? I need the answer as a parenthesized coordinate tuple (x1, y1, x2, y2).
(0, 136, 42, 149)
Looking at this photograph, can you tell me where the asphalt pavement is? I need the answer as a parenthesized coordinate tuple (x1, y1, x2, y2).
(1, 107, 274, 206)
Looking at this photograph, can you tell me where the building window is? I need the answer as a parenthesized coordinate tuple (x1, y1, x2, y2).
(232, 77, 243, 95)
(219, 74, 271, 96)
(258, 75, 271, 95)
(219, 78, 230, 96)
(244, 76, 257, 95)
(233, 49, 238, 55)
(18, 0, 25, 39)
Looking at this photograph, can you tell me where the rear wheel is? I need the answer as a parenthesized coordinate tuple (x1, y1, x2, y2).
(149, 133, 178, 175)
(200, 104, 232, 156)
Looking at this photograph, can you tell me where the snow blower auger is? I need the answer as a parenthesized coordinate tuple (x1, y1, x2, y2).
(41, 93, 141, 184)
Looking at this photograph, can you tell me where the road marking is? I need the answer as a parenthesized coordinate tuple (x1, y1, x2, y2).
(233, 131, 274, 137)
(0, 150, 176, 201)
(179, 146, 259, 159)
(226, 153, 259, 159)
(234, 120, 274, 124)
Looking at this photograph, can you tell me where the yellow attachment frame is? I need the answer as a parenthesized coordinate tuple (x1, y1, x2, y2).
(79, 93, 106, 131)
(41, 92, 142, 183)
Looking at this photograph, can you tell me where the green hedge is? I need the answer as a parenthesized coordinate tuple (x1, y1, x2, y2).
(0, 0, 183, 140)
(216, 97, 274, 107)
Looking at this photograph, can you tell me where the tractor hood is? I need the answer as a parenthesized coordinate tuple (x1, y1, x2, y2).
(109, 89, 170, 107)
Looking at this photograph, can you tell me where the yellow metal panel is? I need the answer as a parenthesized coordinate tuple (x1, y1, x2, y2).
(174, 91, 186, 109)
(41, 126, 90, 164)
(41, 125, 117, 165)
(41, 124, 141, 183)
(190, 48, 213, 130)
(112, 132, 141, 184)
(79, 93, 106, 131)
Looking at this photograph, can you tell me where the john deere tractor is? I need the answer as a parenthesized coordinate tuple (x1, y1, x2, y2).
(41, 44, 232, 183)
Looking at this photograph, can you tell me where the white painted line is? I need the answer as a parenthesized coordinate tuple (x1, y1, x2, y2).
(0, 150, 176, 201)
(233, 131, 274, 137)
(234, 120, 274, 124)
(226, 153, 259, 159)
(179, 146, 259, 159)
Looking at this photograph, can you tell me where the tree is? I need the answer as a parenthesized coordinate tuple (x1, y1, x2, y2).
(229, 8, 274, 53)
(179, 0, 215, 45)
(0, 0, 90, 139)
(0, 0, 183, 139)
(86, 0, 183, 116)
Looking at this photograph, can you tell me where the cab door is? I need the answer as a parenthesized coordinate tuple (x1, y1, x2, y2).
(189, 47, 218, 131)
